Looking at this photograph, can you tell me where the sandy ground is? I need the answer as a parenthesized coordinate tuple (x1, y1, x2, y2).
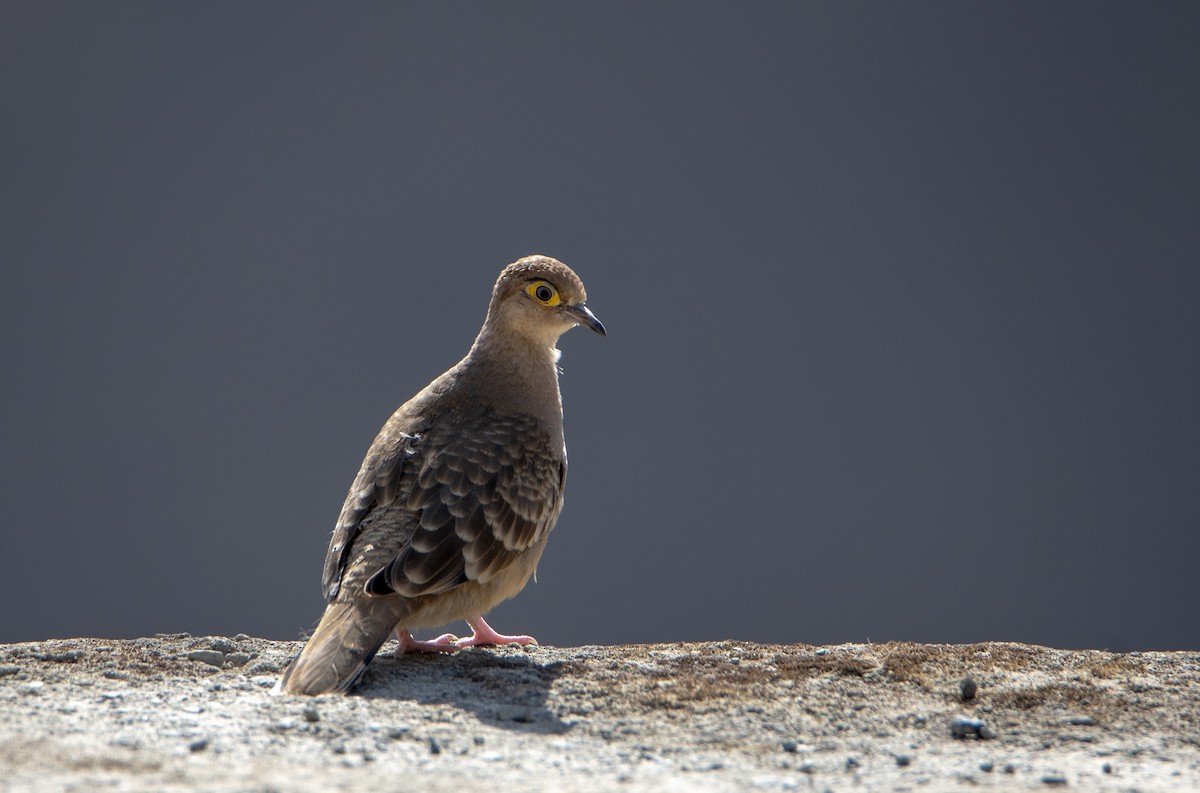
(1, 635, 1198, 791)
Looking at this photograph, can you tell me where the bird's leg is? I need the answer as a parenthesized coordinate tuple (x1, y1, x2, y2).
(454, 616, 538, 648)
(393, 628, 461, 658)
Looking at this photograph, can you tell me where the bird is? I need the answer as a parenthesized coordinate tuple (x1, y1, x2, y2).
(276, 255, 605, 696)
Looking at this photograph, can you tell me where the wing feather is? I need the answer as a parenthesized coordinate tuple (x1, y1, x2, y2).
(380, 412, 563, 597)
(321, 429, 421, 600)
(327, 409, 565, 602)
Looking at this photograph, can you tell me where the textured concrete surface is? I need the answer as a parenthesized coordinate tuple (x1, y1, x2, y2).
(1, 635, 1198, 791)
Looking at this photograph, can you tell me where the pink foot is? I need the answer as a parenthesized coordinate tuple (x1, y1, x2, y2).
(454, 616, 538, 649)
(394, 629, 461, 658)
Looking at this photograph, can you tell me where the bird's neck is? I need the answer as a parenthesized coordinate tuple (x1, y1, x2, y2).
(455, 327, 565, 425)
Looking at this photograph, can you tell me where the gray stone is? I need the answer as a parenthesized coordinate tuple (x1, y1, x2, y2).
(183, 650, 225, 667)
(950, 716, 996, 740)
(210, 638, 236, 655)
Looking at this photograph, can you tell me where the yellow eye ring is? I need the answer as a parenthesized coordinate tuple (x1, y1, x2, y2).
(526, 281, 561, 306)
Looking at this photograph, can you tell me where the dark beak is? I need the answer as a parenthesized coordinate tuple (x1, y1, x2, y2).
(563, 304, 606, 336)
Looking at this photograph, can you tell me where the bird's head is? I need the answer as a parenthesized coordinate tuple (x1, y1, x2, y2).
(483, 255, 606, 348)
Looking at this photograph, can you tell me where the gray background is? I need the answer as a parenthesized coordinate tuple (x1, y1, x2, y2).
(3, 3, 1198, 652)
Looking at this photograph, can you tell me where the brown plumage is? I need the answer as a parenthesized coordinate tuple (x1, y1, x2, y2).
(276, 255, 604, 696)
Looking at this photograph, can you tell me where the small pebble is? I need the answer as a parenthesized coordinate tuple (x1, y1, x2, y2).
(895, 754, 912, 767)
(1003, 763, 1017, 774)
(781, 740, 799, 753)
(1068, 716, 1096, 726)
(0, 665, 20, 677)
(959, 677, 978, 701)
(302, 705, 320, 723)
(845, 756, 860, 769)
(1041, 774, 1068, 785)
(1102, 762, 1113, 774)
(429, 738, 442, 755)
(980, 762, 994, 772)
(225, 652, 252, 668)
(950, 716, 996, 739)
(188, 738, 209, 752)
(183, 650, 225, 668)
(246, 661, 282, 675)
(210, 638, 236, 654)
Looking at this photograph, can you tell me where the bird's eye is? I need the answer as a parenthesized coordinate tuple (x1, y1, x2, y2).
(526, 281, 561, 306)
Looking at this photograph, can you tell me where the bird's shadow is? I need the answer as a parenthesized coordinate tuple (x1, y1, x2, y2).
(354, 643, 574, 734)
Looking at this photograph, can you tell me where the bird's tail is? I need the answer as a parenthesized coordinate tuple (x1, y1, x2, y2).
(275, 597, 404, 696)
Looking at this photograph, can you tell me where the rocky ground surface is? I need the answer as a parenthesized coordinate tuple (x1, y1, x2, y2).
(0, 635, 1198, 791)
